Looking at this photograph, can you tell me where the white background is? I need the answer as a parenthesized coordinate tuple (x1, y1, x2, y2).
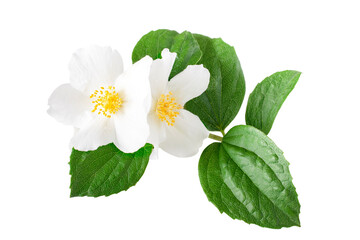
(1, 0, 359, 239)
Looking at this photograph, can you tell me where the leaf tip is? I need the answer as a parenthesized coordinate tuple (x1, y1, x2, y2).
(293, 216, 301, 227)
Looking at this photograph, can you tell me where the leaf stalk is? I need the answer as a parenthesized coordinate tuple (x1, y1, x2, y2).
(208, 133, 223, 142)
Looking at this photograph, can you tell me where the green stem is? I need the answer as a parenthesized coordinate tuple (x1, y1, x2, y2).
(208, 133, 223, 142)
(220, 129, 225, 136)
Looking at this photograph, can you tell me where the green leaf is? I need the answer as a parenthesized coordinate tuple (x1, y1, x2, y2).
(132, 30, 202, 79)
(69, 143, 153, 197)
(199, 125, 300, 229)
(185, 34, 246, 132)
(169, 31, 202, 79)
(132, 29, 179, 62)
(245, 70, 301, 134)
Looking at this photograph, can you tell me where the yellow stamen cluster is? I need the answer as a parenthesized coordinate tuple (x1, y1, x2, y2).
(156, 91, 182, 126)
(90, 86, 122, 118)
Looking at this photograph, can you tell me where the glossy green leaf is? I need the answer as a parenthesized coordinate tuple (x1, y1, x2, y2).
(199, 125, 300, 228)
(185, 34, 246, 132)
(69, 143, 153, 197)
(169, 31, 202, 79)
(132, 30, 202, 79)
(246, 70, 301, 134)
(132, 29, 179, 62)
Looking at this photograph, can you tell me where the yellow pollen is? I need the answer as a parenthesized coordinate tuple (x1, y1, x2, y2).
(156, 91, 182, 126)
(90, 86, 122, 118)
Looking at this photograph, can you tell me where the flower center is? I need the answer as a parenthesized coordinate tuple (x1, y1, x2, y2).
(156, 91, 182, 126)
(90, 86, 122, 118)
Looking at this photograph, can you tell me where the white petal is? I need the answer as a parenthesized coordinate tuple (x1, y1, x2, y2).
(147, 112, 166, 160)
(159, 109, 209, 157)
(115, 55, 152, 104)
(149, 49, 177, 99)
(149, 146, 159, 160)
(168, 64, 210, 105)
(113, 106, 149, 153)
(112, 56, 153, 153)
(69, 45, 123, 93)
(70, 118, 116, 151)
(47, 84, 92, 128)
(147, 112, 166, 147)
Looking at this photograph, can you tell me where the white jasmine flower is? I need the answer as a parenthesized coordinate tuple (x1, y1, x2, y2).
(48, 46, 152, 153)
(147, 49, 210, 158)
